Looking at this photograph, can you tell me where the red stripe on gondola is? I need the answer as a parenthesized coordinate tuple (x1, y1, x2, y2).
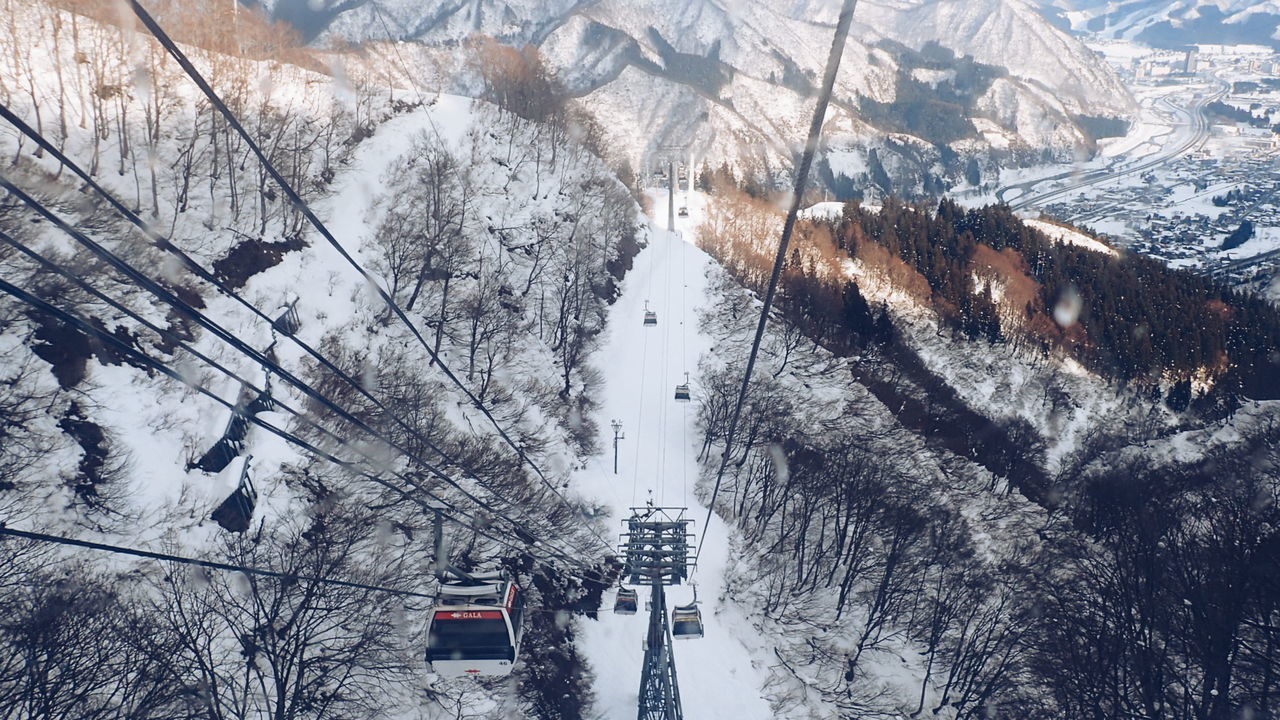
(434, 610, 504, 620)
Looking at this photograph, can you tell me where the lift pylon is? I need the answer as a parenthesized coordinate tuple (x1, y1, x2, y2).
(620, 506, 694, 720)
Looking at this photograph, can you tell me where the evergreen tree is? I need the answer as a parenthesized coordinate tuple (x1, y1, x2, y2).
(1222, 219, 1254, 250)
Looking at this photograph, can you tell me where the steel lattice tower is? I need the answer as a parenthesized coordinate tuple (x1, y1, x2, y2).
(620, 506, 694, 720)
(637, 583, 682, 720)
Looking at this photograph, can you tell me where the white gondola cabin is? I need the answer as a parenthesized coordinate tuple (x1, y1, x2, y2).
(675, 374, 692, 401)
(643, 301, 657, 327)
(671, 603, 704, 639)
(426, 573, 525, 677)
(614, 587, 638, 615)
(674, 372, 691, 402)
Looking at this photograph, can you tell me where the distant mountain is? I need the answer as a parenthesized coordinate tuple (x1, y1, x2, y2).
(856, 0, 1131, 116)
(255, 0, 1135, 196)
(1031, 0, 1280, 48)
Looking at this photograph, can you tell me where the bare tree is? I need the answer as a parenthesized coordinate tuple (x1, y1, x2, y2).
(0, 557, 194, 720)
(152, 506, 424, 720)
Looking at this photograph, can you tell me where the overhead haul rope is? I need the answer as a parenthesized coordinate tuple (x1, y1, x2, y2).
(0, 276, 459, 544)
(631, 224, 660, 508)
(657, 227, 674, 506)
(634, 198, 661, 506)
(0, 190, 609, 584)
(0, 110, 616, 564)
(124, 0, 605, 552)
(370, 3, 427, 107)
(0, 83, 612, 561)
(0, 526, 599, 614)
(0, 271, 608, 580)
(692, 0, 859, 571)
(680, 232, 689, 509)
(0, 227, 478, 534)
(0, 176, 583, 561)
(631, 322, 648, 509)
(0, 526, 436, 598)
(0, 107, 490, 508)
(369, 2, 450, 152)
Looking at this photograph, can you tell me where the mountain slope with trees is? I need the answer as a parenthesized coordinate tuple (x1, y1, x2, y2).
(693, 187, 1280, 719)
(0, 1, 640, 717)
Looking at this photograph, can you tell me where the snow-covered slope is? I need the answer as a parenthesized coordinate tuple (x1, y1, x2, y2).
(571, 193, 779, 720)
(0, 2, 642, 716)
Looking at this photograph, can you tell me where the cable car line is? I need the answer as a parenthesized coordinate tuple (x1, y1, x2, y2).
(122, 1, 598, 553)
(0, 105, 612, 560)
(692, 0, 859, 572)
(0, 227, 496, 541)
(0, 273, 547, 563)
(0, 104, 469, 480)
(0, 177, 614, 581)
(0, 525, 600, 617)
(632, 324, 648, 508)
(656, 242, 672, 506)
(0, 261, 606, 582)
(369, 3, 447, 147)
(0, 177, 537, 546)
(0, 277, 609, 587)
(680, 235, 689, 508)
(0, 525, 437, 599)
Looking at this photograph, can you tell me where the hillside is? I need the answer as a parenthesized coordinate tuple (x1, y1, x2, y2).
(692, 186, 1280, 717)
(0, 1, 638, 716)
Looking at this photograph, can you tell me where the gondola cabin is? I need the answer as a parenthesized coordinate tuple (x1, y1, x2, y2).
(426, 573, 525, 677)
(674, 383, 691, 402)
(644, 310, 657, 327)
(671, 603, 704, 639)
(210, 456, 257, 533)
(271, 301, 301, 337)
(613, 587, 638, 615)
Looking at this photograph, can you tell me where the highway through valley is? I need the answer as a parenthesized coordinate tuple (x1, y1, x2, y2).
(995, 84, 1224, 213)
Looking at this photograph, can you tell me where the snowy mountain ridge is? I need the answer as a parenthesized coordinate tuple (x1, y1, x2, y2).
(258, 0, 1135, 196)
(1032, 0, 1280, 47)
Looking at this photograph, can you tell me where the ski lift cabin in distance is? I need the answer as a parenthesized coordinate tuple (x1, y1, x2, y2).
(671, 602, 704, 639)
(426, 571, 525, 677)
(674, 372, 691, 402)
(643, 300, 657, 327)
(614, 586, 639, 615)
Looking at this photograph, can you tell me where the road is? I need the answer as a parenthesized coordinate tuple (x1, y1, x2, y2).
(995, 84, 1224, 212)
(1209, 246, 1280, 277)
